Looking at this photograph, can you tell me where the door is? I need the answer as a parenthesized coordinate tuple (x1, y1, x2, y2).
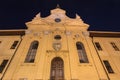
(50, 57, 64, 80)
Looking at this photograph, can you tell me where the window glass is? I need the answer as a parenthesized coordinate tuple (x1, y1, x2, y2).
(0, 60, 8, 73)
(55, 18, 61, 22)
(10, 41, 19, 49)
(110, 42, 119, 51)
(54, 35, 61, 40)
(103, 60, 114, 73)
(76, 42, 89, 63)
(24, 41, 39, 63)
(95, 42, 102, 51)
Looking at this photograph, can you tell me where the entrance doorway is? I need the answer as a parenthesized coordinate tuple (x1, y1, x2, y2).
(50, 57, 64, 80)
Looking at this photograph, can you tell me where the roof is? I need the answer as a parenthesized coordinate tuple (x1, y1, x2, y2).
(0, 30, 25, 36)
(90, 31, 120, 37)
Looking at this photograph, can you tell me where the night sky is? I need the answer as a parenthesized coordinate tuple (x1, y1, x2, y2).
(0, 0, 120, 31)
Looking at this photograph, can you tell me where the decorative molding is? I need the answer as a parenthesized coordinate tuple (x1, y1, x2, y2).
(19, 78, 28, 80)
(43, 30, 50, 35)
(46, 50, 69, 53)
(25, 30, 33, 34)
(33, 32, 40, 36)
(75, 34, 80, 38)
(52, 42, 62, 51)
(82, 31, 90, 37)
(25, 8, 89, 29)
(65, 31, 72, 36)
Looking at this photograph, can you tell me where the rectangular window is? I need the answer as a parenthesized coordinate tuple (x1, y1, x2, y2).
(95, 42, 102, 51)
(110, 42, 119, 51)
(10, 41, 19, 49)
(103, 60, 114, 73)
(0, 60, 8, 73)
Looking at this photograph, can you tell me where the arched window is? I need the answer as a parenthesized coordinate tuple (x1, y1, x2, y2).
(76, 42, 89, 63)
(24, 41, 39, 63)
(50, 57, 64, 80)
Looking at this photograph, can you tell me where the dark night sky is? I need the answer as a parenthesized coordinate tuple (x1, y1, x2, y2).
(0, 0, 120, 31)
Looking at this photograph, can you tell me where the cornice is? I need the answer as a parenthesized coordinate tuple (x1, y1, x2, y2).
(0, 30, 25, 36)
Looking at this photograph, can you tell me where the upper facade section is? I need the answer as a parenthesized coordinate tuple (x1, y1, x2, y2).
(26, 7, 89, 28)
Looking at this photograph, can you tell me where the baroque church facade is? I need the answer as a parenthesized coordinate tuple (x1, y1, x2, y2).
(0, 7, 120, 80)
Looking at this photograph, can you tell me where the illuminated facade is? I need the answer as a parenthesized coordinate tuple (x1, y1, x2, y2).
(0, 8, 120, 80)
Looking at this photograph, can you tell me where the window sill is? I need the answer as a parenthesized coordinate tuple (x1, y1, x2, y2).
(78, 63, 93, 67)
(20, 63, 36, 66)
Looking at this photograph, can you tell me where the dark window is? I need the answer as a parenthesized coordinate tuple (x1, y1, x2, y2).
(50, 57, 64, 80)
(55, 18, 61, 22)
(54, 35, 61, 40)
(0, 60, 8, 73)
(24, 41, 39, 63)
(110, 42, 119, 51)
(0, 41, 1, 43)
(10, 41, 19, 49)
(103, 60, 114, 73)
(76, 42, 89, 63)
(95, 42, 102, 51)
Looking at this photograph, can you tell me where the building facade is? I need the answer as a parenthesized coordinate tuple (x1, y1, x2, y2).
(0, 8, 120, 80)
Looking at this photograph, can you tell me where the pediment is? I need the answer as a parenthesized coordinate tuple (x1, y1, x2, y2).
(26, 8, 89, 28)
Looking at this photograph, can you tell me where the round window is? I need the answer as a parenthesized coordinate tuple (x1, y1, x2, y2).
(54, 35, 61, 40)
(55, 18, 61, 22)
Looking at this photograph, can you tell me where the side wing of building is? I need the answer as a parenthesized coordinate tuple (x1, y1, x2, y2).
(0, 30, 25, 79)
(90, 31, 120, 80)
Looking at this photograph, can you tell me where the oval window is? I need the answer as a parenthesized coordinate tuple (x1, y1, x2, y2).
(54, 35, 61, 40)
(55, 18, 61, 22)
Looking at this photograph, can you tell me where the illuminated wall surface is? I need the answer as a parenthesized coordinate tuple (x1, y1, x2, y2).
(0, 8, 120, 80)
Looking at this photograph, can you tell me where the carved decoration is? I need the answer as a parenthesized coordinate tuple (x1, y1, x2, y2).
(65, 31, 71, 35)
(82, 31, 90, 37)
(46, 50, 69, 53)
(44, 30, 50, 35)
(53, 42, 62, 51)
(25, 30, 33, 34)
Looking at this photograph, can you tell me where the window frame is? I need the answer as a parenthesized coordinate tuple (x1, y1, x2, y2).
(54, 35, 62, 40)
(10, 41, 19, 49)
(76, 42, 89, 63)
(94, 42, 103, 51)
(110, 42, 119, 51)
(103, 60, 114, 73)
(0, 59, 8, 73)
(24, 41, 39, 63)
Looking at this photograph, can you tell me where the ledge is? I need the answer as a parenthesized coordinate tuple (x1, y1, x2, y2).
(89, 31, 120, 37)
(0, 30, 25, 36)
